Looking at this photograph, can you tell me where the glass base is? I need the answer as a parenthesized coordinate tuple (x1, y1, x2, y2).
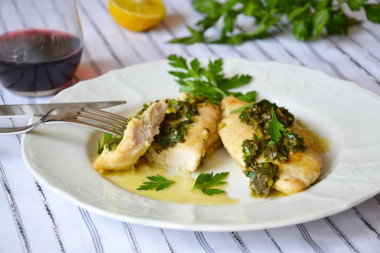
(10, 87, 61, 97)
(6, 80, 74, 97)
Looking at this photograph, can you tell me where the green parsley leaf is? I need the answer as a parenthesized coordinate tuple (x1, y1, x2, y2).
(170, 26, 204, 44)
(313, 9, 330, 37)
(193, 0, 221, 15)
(97, 133, 122, 155)
(193, 172, 229, 195)
(137, 174, 175, 191)
(326, 10, 349, 35)
(365, 4, 380, 23)
(142, 103, 149, 111)
(347, 0, 366, 11)
(236, 91, 256, 102)
(98, 132, 111, 154)
(167, 54, 254, 104)
(292, 20, 312, 41)
(288, 2, 312, 21)
(230, 102, 254, 114)
(168, 54, 189, 69)
(314, 0, 331, 11)
(267, 107, 286, 143)
(218, 74, 253, 91)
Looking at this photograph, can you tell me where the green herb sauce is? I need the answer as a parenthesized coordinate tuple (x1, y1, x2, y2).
(240, 100, 294, 133)
(239, 100, 307, 197)
(152, 98, 199, 150)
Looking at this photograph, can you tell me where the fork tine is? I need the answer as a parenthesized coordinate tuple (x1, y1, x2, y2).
(82, 107, 129, 123)
(76, 115, 126, 132)
(41, 106, 127, 135)
(78, 108, 128, 132)
(77, 113, 125, 131)
(67, 119, 124, 136)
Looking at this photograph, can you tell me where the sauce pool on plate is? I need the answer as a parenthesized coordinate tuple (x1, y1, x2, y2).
(103, 161, 237, 205)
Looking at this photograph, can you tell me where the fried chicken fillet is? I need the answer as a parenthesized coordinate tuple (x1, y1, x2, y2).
(218, 95, 321, 195)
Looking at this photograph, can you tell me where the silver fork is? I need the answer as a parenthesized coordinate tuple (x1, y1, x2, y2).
(0, 106, 128, 135)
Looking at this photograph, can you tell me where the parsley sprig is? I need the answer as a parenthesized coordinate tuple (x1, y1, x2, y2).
(168, 54, 255, 104)
(193, 172, 229, 195)
(137, 174, 175, 191)
(171, 0, 380, 45)
(267, 107, 286, 143)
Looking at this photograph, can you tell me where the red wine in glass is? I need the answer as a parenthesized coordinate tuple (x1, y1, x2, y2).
(0, 29, 83, 96)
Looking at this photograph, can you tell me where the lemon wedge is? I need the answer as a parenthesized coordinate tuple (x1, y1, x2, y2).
(109, 0, 165, 32)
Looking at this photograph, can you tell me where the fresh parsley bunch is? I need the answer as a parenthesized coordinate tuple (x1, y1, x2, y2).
(171, 0, 380, 45)
(168, 54, 255, 103)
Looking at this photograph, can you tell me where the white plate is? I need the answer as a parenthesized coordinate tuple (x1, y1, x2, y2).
(21, 59, 380, 231)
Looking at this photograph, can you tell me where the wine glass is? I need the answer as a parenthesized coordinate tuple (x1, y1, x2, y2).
(0, 0, 83, 97)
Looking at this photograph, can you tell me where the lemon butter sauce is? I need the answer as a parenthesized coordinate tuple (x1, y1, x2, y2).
(103, 161, 237, 205)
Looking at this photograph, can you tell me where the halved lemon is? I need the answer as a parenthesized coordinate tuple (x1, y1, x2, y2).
(109, 0, 165, 32)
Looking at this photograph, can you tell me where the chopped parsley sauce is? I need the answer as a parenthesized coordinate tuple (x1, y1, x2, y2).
(152, 98, 199, 150)
(239, 100, 307, 197)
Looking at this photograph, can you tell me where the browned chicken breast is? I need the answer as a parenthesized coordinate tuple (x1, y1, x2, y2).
(93, 100, 168, 173)
(219, 95, 321, 195)
(145, 97, 222, 174)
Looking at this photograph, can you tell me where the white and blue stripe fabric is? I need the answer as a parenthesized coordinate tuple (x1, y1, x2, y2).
(1, 0, 380, 252)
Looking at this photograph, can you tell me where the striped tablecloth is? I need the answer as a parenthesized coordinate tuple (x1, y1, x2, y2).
(1, 0, 380, 252)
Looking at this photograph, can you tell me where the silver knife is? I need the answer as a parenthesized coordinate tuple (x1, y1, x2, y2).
(0, 101, 126, 116)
